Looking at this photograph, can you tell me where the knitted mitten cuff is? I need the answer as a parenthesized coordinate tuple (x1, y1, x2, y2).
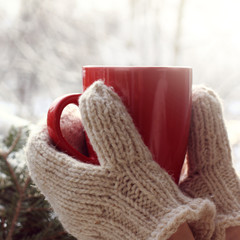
(26, 81, 216, 240)
(180, 86, 240, 240)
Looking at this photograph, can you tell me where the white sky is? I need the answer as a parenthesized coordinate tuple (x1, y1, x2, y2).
(1, 0, 240, 40)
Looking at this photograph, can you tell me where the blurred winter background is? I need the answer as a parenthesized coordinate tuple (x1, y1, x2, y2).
(0, 0, 240, 173)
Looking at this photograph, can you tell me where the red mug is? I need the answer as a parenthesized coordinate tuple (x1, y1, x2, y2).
(47, 66, 192, 183)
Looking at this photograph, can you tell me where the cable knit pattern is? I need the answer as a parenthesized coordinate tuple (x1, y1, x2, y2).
(26, 81, 216, 240)
(180, 86, 240, 240)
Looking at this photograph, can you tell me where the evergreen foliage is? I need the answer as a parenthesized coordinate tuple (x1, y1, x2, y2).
(0, 126, 76, 240)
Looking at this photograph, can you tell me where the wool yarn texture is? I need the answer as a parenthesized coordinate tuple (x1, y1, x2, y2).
(26, 81, 216, 240)
(180, 86, 240, 240)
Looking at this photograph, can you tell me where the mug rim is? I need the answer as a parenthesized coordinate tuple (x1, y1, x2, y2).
(83, 65, 192, 70)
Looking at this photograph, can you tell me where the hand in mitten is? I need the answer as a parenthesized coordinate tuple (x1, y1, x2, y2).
(179, 86, 240, 240)
(26, 81, 215, 240)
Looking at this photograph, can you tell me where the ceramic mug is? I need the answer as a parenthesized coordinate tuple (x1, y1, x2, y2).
(47, 66, 192, 183)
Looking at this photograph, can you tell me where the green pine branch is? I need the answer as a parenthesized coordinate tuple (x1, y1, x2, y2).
(0, 126, 76, 240)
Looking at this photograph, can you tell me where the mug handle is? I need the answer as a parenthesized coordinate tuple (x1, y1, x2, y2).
(47, 93, 99, 165)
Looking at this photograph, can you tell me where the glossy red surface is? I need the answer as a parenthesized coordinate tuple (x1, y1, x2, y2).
(48, 66, 192, 183)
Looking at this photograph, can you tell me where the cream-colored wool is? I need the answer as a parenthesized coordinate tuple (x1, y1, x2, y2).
(26, 81, 216, 240)
(180, 86, 240, 240)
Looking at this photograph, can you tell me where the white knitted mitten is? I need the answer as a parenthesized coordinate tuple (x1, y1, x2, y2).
(26, 81, 216, 240)
(180, 86, 240, 240)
